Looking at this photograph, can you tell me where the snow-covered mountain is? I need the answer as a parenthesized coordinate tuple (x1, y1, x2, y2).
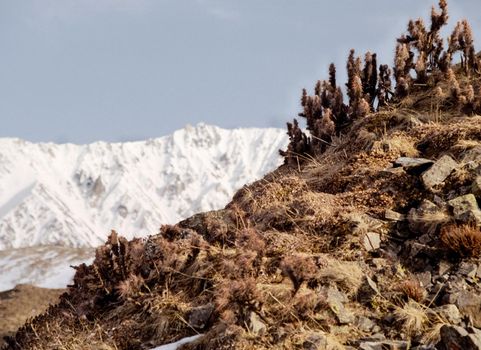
(0, 124, 288, 250)
(0, 124, 287, 290)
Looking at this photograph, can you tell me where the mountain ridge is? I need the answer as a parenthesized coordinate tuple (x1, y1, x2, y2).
(0, 123, 288, 250)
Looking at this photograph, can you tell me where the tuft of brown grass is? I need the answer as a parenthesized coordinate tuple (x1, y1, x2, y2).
(396, 279, 426, 302)
(116, 274, 145, 301)
(317, 260, 364, 296)
(394, 300, 429, 337)
(440, 224, 481, 258)
(281, 255, 317, 295)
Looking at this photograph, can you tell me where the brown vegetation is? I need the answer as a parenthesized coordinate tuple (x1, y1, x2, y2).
(5, 1, 481, 349)
(440, 224, 481, 258)
(280, 0, 481, 166)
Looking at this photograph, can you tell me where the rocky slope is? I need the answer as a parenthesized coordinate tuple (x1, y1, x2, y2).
(6, 1, 481, 349)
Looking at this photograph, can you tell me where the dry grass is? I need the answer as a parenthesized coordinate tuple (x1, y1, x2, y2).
(393, 300, 429, 337)
(395, 279, 426, 303)
(317, 260, 364, 296)
(440, 224, 481, 258)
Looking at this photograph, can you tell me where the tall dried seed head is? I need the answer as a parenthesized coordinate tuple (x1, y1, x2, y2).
(352, 75, 363, 101)
(357, 98, 371, 118)
(301, 88, 308, 107)
(463, 20, 474, 47)
(467, 85, 475, 103)
(395, 43, 410, 80)
(315, 80, 322, 96)
(329, 63, 337, 89)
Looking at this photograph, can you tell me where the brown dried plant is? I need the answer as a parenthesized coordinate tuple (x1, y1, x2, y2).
(281, 255, 317, 295)
(440, 224, 481, 258)
(396, 279, 426, 302)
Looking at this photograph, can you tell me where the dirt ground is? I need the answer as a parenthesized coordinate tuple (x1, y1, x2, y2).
(0, 285, 63, 347)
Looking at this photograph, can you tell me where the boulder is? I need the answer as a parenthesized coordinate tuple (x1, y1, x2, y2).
(437, 325, 481, 350)
(363, 232, 381, 252)
(408, 200, 448, 234)
(358, 276, 379, 304)
(421, 155, 458, 190)
(384, 209, 405, 222)
(327, 287, 354, 324)
(394, 157, 434, 175)
(462, 146, 481, 163)
(455, 291, 481, 328)
(303, 332, 344, 350)
(355, 316, 376, 332)
(432, 304, 462, 325)
(248, 312, 266, 335)
(358, 340, 409, 350)
(188, 303, 214, 329)
(448, 194, 481, 225)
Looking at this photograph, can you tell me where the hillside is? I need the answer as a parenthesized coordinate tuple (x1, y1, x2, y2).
(6, 1, 481, 349)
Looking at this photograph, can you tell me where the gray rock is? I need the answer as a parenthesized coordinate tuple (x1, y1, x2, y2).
(421, 155, 458, 190)
(188, 303, 214, 329)
(408, 199, 448, 234)
(327, 287, 354, 324)
(432, 304, 462, 325)
(359, 340, 409, 350)
(437, 325, 481, 350)
(472, 176, 481, 198)
(355, 316, 376, 332)
(416, 271, 432, 288)
(248, 312, 266, 335)
(448, 194, 481, 225)
(303, 332, 343, 350)
(385, 209, 405, 222)
(358, 276, 379, 304)
(345, 213, 386, 236)
(438, 260, 451, 276)
(363, 232, 381, 252)
(459, 262, 478, 279)
(394, 157, 434, 175)
(462, 146, 481, 163)
(456, 291, 481, 328)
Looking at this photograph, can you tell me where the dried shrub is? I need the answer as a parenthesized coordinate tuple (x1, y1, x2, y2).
(280, 0, 481, 166)
(440, 224, 481, 258)
(215, 278, 261, 325)
(394, 300, 429, 337)
(281, 255, 317, 295)
(279, 119, 311, 166)
(117, 274, 145, 301)
(396, 279, 426, 302)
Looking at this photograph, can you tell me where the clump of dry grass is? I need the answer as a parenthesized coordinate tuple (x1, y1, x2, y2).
(395, 278, 426, 302)
(316, 260, 364, 296)
(440, 224, 481, 258)
(394, 300, 429, 337)
(116, 274, 145, 301)
(281, 255, 317, 295)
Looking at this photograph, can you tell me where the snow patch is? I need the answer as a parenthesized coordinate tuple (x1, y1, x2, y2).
(150, 335, 202, 350)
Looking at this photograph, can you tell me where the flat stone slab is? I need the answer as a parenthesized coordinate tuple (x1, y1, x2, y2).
(448, 194, 481, 225)
(421, 155, 458, 190)
(394, 157, 434, 175)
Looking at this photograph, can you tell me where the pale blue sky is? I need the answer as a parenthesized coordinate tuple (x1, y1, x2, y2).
(0, 0, 480, 143)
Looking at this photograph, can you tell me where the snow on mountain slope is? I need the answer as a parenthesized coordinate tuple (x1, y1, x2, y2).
(0, 124, 288, 250)
(0, 246, 94, 291)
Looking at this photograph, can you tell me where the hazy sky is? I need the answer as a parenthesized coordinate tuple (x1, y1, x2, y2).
(1, 0, 480, 143)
